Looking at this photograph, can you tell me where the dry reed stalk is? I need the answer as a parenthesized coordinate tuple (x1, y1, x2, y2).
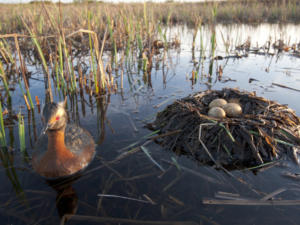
(23, 95, 30, 111)
(65, 28, 109, 93)
(92, 31, 108, 92)
(0, 40, 14, 64)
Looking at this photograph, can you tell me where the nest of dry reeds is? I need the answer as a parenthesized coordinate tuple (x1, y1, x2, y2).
(151, 88, 300, 169)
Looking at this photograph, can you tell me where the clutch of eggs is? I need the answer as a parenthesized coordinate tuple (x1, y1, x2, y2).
(208, 98, 242, 118)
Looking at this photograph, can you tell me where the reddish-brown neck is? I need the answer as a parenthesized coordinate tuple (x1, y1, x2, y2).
(47, 129, 73, 158)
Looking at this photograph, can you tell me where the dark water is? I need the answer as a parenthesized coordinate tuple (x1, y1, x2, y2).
(2, 24, 300, 225)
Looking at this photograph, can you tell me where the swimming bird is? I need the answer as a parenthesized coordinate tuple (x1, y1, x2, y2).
(32, 99, 95, 179)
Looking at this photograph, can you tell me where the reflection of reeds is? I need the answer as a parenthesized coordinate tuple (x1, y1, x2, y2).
(0, 149, 25, 196)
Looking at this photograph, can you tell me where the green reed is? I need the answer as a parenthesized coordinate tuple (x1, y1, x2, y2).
(18, 112, 25, 152)
(210, 28, 216, 59)
(136, 23, 143, 56)
(23, 19, 51, 104)
(13, 34, 35, 110)
(26, 88, 34, 110)
(54, 56, 60, 91)
(58, 39, 66, 93)
(0, 102, 6, 147)
(210, 6, 217, 60)
(157, 22, 166, 47)
(37, 14, 44, 34)
(23, 20, 49, 79)
(107, 15, 118, 66)
(124, 16, 133, 60)
(199, 22, 205, 60)
(68, 49, 77, 93)
(62, 39, 76, 93)
(88, 11, 98, 94)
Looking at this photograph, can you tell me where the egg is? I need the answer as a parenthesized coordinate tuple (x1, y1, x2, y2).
(208, 107, 226, 119)
(209, 98, 227, 109)
(222, 103, 242, 117)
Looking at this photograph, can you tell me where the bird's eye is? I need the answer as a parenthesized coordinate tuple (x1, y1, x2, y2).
(55, 116, 60, 121)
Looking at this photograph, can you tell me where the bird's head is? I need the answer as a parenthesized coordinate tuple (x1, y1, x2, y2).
(42, 99, 67, 133)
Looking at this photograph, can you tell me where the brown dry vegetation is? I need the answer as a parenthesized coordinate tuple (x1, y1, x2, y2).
(0, 0, 300, 35)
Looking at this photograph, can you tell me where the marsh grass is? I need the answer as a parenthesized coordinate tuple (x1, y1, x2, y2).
(1, 1, 299, 36)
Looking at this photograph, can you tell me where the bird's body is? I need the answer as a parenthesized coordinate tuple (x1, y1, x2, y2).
(32, 101, 95, 179)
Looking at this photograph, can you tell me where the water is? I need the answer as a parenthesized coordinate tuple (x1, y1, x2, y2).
(2, 24, 300, 225)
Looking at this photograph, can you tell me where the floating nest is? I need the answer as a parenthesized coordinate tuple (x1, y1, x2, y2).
(151, 88, 300, 169)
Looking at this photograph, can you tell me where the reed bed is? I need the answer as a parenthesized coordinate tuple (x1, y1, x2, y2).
(0, 0, 183, 98)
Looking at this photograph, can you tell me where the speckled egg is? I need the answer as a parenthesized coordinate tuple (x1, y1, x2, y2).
(209, 98, 227, 109)
(208, 107, 226, 119)
(222, 103, 242, 117)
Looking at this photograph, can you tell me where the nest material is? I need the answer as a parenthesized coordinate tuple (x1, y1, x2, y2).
(152, 88, 300, 169)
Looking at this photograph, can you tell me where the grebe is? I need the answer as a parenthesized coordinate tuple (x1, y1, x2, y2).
(32, 100, 95, 178)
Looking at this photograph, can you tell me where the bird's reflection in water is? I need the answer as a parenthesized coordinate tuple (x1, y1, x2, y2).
(46, 174, 81, 222)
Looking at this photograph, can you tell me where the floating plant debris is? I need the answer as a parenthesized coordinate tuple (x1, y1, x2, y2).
(151, 88, 300, 169)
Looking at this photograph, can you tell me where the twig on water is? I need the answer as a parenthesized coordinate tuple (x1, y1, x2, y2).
(97, 194, 153, 204)
(272, 82, 300, 92)
(203, 198, 300, 206)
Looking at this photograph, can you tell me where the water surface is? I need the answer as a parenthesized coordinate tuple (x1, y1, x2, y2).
(2, 23, 300, 225)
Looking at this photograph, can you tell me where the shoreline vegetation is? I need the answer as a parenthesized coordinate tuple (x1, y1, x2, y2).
(1, 0, 300, 34)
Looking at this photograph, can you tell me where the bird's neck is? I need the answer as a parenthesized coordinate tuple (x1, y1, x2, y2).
(47, 128, 72, 157)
